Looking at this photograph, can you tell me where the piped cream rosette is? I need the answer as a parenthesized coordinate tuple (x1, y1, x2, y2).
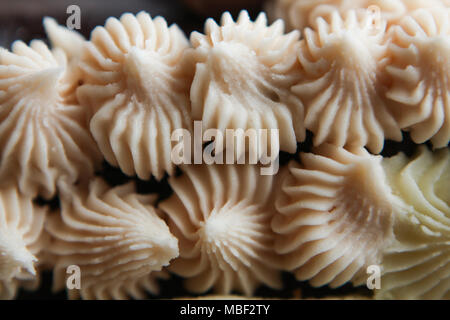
(159, 163, 285, 296)
(274, 144, 396, 287)
(46, 178, 179, 300)
(190, 11, 305, 161)
(385, 8, 450, 148)
(77, 12, 193, 181)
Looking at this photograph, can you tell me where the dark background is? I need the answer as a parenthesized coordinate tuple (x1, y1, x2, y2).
(0, 0, 266, 48)
(0, 0, 424, 300)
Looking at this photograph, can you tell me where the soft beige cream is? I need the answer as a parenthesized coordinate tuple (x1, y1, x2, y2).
(292, 10, 401, 153)
(159, 164, 284, 296)
(43, 17, 86, 60)
(265, 0, 448, 32)
(385, 8, 450, 148)
(46, 178, 179, 300)
(1, 4, 448, 301)
(0, 40, 102, 199)
(0, 186, 48, 299)
(67, 270, 170, 300)
(190, 11, 305, 155)
(77, 12, 193, 181)
(274, 144, 396, 288)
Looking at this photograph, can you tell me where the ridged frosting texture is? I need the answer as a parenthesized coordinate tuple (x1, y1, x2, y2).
(159, 164, 283, 296)
(0, 40, 102, 199)
(0, 186, 48, 299)
(43, 17, 86, 60)
(385, 8, 450, 148)
(77, 12, 193, 181)
(67, 270, 169, 300)
(46, 178, 179, 300)
(0, 276, 41, 300)
(274, 144, 395, 287)
(292, 10, 402, 153)
(100, 270, 169, 300)
(379, 146, 450, 299)
(266, 0, 448, 32)
(190, 11, 305, 155)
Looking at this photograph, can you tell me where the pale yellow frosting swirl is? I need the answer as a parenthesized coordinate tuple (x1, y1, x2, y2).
(378, 146, 450, 299)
